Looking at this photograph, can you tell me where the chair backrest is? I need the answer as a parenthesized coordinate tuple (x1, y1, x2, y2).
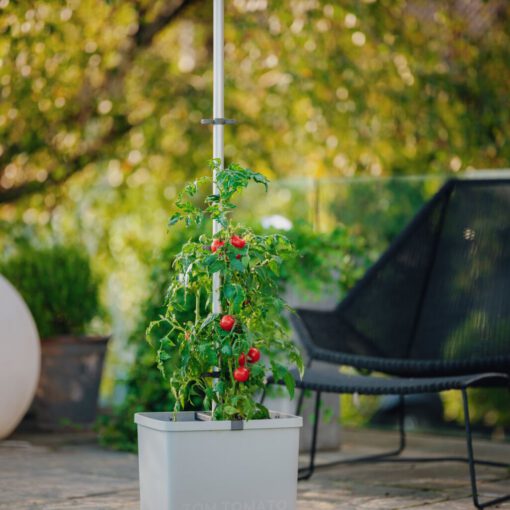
(298, 178, 510, 376)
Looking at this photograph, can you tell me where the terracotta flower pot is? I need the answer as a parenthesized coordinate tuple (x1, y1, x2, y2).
(32, 335, 110, 430)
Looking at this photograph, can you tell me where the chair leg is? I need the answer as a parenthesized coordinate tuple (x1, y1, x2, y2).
(298, 390, 321, 481)
(462, 388, 510, 510)
(299, 393, 407, 480)
(295, 387, 307, 416)
(326, 394, 407, 466)
(397, 394, 406, 453)
(295, 386, 510, 501)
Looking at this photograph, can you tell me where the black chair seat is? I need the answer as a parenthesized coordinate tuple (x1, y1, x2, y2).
(287, 368, 509, 395)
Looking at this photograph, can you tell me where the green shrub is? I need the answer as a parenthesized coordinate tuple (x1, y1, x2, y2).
(275, 220, 369, 300)
(1, 243, 100, 338)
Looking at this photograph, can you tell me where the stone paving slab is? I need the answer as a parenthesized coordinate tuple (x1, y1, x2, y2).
(0, 429, 508, 509)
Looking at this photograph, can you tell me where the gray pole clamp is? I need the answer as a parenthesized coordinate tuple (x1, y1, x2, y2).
(201, 118, 237, 125)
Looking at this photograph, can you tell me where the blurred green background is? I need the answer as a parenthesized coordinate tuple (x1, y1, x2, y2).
(1, 0, 509, 446)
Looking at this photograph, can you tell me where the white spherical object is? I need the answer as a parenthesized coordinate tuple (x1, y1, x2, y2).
(0, 274, 40, 439)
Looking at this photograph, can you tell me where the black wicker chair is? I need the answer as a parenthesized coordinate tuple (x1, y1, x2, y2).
(273, 178, 510, 509)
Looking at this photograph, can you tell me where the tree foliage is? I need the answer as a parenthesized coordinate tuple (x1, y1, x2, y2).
(1, 0, 509, 206)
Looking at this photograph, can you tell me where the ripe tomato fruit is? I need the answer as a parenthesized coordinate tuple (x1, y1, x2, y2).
(230, 235, 246, 249)
(211, 239, 225, 252)
(219, 314, 235, 332)
(238, 352, 246, 366)
(235, 254, 242, 260)
(234, 366, 250, 382)
(247, 347, 261, 363)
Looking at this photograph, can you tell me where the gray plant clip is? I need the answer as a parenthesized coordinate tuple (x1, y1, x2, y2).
(201, 117, 237, 125)
(230, 420, 244, 431)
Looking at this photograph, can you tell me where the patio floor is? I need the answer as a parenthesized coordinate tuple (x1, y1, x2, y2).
(1, 429, 508, 509)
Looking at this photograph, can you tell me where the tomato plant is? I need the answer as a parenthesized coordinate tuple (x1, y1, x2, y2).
(147, 159, 303, 421)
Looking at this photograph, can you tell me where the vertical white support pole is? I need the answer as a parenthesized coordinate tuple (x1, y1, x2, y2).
(212, 0, 224, 317)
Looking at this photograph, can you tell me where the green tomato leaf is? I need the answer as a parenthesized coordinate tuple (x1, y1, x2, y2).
(232, 289, 245, 313)
(223, 405, 238, 417)
(146, 318, 172, 347)
(204, 254, 218, 266)
(223, 283, 237, 300)
(291, 350, 305, 377)
(283, 371, 295, 400)
(168, 213, 181, 226)
(230, 257, 244, 272)
(208, 260, 224, 273)
(199, 313, 218, 331)
(221, 344, 232, 356)
(158, 350, 170, 361)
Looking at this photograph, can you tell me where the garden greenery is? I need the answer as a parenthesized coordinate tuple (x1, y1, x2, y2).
(99, 215, 369, 449)
(1, 243, 100, 338)
(147, 160, 304, 421)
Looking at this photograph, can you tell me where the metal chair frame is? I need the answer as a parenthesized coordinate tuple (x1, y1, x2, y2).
(294, 382, 509, 510)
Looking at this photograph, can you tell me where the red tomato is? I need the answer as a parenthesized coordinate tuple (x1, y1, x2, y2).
(234, 366, 250, 382)
(247, 347, 261, 363)
(238, 353, 246, 366)
(211, 239, 225, 252)
(219, 314, 235, 332)
(230, 235, 246, 249)
(235, 254, 242, 260)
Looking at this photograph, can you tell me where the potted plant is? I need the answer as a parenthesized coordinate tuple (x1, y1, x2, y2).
(136, 160, 304, 510)
(1, 242, 108, 429)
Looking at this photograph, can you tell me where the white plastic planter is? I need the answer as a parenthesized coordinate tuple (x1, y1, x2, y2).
(135, 411, 302, 510)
